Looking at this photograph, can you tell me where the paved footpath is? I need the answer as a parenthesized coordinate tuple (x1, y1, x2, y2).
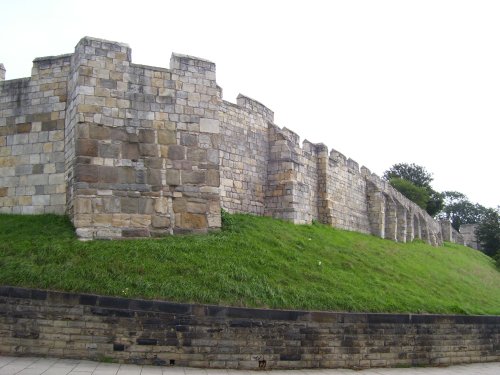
(0, 356, 499, 375)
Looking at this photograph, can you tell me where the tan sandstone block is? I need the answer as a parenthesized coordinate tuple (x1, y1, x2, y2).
(179, 212, 207, 229)
(152, 215, 170, 228)
(158, 130, 176, 145)
(74, 198, 92, 214)
(18, 196, 32, 205)
(73, 214, 92, 227)
(112, 214, 130, 227)
(0, 157, 15, 167)
(130, 214, 151, 227)
(93, 214, 113, 227)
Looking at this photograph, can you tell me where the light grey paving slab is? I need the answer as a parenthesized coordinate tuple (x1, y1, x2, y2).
(141, 366, 166, 375)
(16, 369, 48, 375)
(0, 357, 499, 375)
(28, 358, 59, 368)
(161, 368, 186, 375)
(43, 368, 77, 375)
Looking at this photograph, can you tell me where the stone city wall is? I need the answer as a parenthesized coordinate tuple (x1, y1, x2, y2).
(1, 287, 499, 370)
(460, 224, 481, 250)
(1, 37, 221, 239)
(0, 37, 467, 245)
(0, 56, 69, 214)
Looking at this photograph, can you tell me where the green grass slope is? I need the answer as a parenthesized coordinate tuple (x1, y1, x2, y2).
(0, 213, 499, 315)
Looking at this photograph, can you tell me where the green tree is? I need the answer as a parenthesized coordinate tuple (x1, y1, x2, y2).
(383, 163, 443, 216)
(383, 163, 433, 188)
(439, 191, 487, 231)
(388, 178, 429, 210)
(475, 208, 500, 258)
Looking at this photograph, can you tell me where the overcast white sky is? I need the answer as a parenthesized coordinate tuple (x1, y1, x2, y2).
(1, 0, 499, 208)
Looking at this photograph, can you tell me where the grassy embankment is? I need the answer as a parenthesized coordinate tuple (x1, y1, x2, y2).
(0, 212, 499, 315)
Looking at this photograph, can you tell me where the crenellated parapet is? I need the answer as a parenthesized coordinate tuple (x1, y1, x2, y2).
(0, 37, 472, 247)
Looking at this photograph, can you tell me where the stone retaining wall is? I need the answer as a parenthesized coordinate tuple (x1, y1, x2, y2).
(1, 287, 499, 370)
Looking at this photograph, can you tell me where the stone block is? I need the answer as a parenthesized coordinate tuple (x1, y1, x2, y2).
(168, 145, 186, 160)
(138, 198, 154, 214)
(110, 128, 128, 141)
(200, 118, 220, 133)
(121, 197, 138, 213)
(103, 197, 121, 213)
(187, 148, 207, 163)
(32, 195, 50, 206)
(48, 173, 64, 185)
(15, 164, 32, 175)
(122, 143, 139, 160)
(180, 133, 198, 146)
(16, 123, 32, 134)
(172, 198, 187, 213)
(187, 201, 207, 214)
(74, 198, 92, 214)
(179, 212, 208, 229)
(139, 143, 157, 157)
(130, 214, 151, 227)
(44, 163, 56, 174)
(122, 228, 150, 237)
(207, 170, 220, 187)
(152, 215, 170, 228)
(145, 157, 163, 169)
(76, 227, 94, 239)
(154, 198, 169, 214)
(50, 194, 66, 206)
(93, 213, 113, 227)
(76, 139, 98, 157)
(118, 167, 136, 184)
(207, 149, 219, 165)
(139, 129, 155, 143)
(99, 143, 120, 158)
(95, 227, 122, 239)
(26, 174, 49, 186)
(158, 130, 176, 145)
(147, 169, 162, 186)
(99, 166, 119, 183)
(182, 170, 206, 185)
(165, 170, 180, 186)
(76, 164, 98, 183)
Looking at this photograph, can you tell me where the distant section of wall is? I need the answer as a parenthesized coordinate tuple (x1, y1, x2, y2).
(1, 287, 499, 369)
(460, 224, 481, 250)
(218, 97, 446, 243)
(0, 56, 69, 214)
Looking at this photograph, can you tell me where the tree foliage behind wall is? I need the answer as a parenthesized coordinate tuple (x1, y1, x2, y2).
(384, 163, 444, 217)
(475, 208, 500, 259)
(439, 191, 487, 231)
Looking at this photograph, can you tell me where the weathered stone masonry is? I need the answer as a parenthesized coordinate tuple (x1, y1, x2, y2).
(0, 37, 465, 244)
(1, 287, 499, 369)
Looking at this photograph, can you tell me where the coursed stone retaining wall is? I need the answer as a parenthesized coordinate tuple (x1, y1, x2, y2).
(0, 287, 499, 369)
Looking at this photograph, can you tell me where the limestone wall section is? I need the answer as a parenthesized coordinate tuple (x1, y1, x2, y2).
(460, 224, 481, 250)
(64, 37, 221, 239)
(0, 56, 69, 214)
(326, 151, 370, 233)
(0, 36, 470, 246)
(219, 96, 270, 215)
